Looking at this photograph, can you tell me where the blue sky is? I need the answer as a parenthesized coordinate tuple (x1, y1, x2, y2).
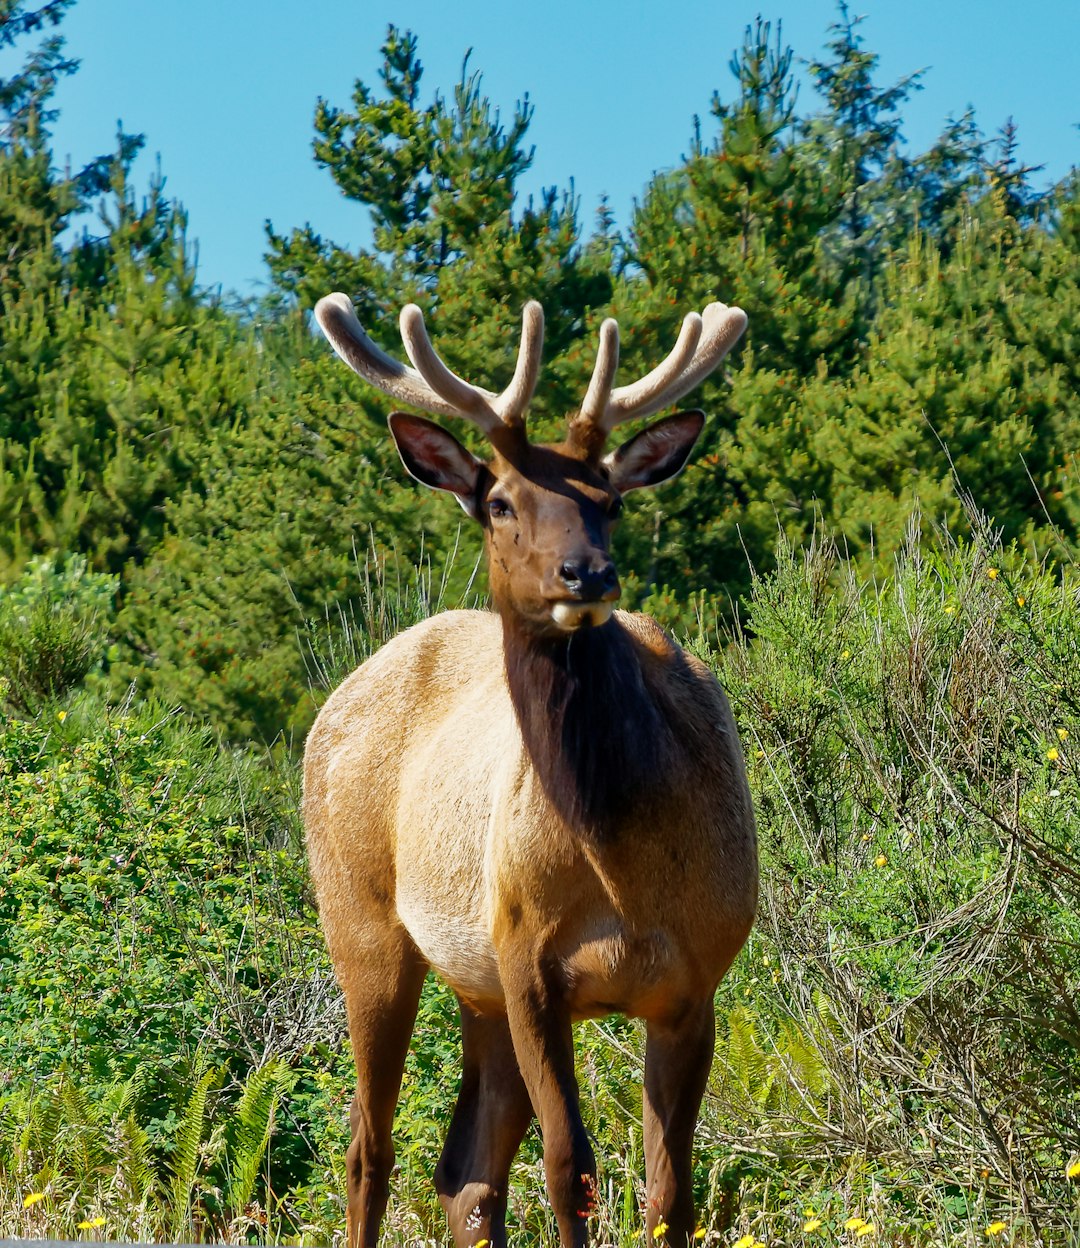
(11, 0, 1079, 296)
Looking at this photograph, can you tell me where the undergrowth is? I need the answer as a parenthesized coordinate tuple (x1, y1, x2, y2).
(1, 526, 1078, 1245)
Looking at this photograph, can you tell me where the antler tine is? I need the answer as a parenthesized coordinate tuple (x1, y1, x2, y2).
(597, 301, 748, 431)
(399, 304, 503, 433)
(599, 311, 703, 432)
(580, 318, 620, 423)
(314, 293, 471, 422)
(493, 300, 544, 424)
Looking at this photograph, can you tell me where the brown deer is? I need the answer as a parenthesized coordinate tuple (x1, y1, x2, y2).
(304, 292, 758, 1248)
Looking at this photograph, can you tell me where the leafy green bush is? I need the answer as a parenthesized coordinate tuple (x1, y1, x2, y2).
(0, 695, 316, 1080)
(0, 554, 117, 714)
(703, 517, 1080, 1240)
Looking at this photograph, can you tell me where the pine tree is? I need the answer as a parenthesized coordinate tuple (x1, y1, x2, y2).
(267, 26, 537, 315)
(804, 1, 923, 302)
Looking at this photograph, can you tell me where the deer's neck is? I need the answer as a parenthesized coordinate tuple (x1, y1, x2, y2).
(501, 613, 672, 842)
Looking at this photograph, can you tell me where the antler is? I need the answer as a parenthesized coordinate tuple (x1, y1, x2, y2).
(579, 301, 748, 433)
(314, 293, 544, 434)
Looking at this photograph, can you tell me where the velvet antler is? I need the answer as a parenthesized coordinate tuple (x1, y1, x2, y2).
(572, 301, 747, 450)
(314, 293, 545, 435)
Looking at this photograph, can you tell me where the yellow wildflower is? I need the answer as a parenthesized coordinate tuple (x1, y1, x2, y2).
(1016, 595, 1026, 606)
(845, 1217, 868, 1231)
(988, 568, 999, 580)
(875, 854, 887, 867)
(22, 1192, 46, 1208)
(944, 604, 955, 614)
(733, 1236, 756, 1248)
(56, 710, 67, 722)
(694, 1231, 707, 1242)
(856, 1226, 876, 1238)
(77, 1218, 107, 1230)
(985, 1223, 1007, 1237)
(1058, 728, 1069, 741)
(475, 1240, 490, 1248)
(1047, 748, 1060, 762)
(1067, 1158, 1080, 1179)
(654, 1222, 669, 1240)
(804, 1218, 823, 1232)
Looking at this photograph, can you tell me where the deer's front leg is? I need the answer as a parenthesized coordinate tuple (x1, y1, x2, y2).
(501, 957, 596, 1248)
(642, 1001, 716, 1246)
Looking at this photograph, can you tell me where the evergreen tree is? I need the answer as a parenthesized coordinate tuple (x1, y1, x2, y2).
(0, 0, 76, 134)
(268, 26, 538, 315)
(908, 109, 987, 250)
(804, 1, 924, 302)
(0, 146, 254, 576)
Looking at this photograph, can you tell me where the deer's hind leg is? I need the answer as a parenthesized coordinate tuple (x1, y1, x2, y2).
(642, 1001, 716, 1247)
(436, 1002, 535, 1248)
(336, 931, 427, 1248)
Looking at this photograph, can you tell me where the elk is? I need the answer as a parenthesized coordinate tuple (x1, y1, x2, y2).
(304, 291, 758, 1248)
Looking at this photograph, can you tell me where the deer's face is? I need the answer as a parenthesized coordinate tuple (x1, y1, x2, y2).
(388, 411, 706, 637)
(479, 443, 622, 635)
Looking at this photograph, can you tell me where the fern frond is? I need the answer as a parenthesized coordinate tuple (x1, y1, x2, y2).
(225, 1058, 295, 1217)
(166, 1049, 222, 1237)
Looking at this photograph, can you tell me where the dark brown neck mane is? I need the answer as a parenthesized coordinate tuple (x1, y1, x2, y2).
(501, 613, 674, 842)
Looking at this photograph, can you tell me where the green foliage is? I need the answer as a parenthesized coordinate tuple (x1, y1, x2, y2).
(0, 552, 115, 713)
(0, 1058, 305, 1242)
(0, 695, 315, 1079)
(705, 518, 1080, 1236)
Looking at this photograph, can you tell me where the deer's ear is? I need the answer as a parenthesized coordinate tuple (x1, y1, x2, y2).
(602, 410, 706, 493)
(388, 412, 484, 516)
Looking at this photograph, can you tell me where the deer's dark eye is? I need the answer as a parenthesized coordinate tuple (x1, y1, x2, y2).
(487, 497, 513, 519)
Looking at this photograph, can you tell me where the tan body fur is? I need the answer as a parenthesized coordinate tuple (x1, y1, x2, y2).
(306, 609, 756, 1023)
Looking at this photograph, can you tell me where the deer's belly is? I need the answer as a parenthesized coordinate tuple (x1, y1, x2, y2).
(396, 890, 504, 1008)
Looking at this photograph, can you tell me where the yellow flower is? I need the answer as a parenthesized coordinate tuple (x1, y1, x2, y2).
(1016, 595, 1026, 606)
(1058, 728, 1069, 741)
(56, 710, 67, 722)
(654, 1222, 669, 1240)
(694, 1231, 707, 1242)
(804, 1218, 824, 1232)
(22, 1192, 46, 1208)
(842, 649, 851, 660)
(874, 854, 887, 867)
(1047, 748, 1060, 762)
(475, 1240, 490, 1248)
(733, 1235, 756, 1248)
(987, 568, 999, 580)
(944, 604, 955, 615)
(845, 1217, 868, 1231)
(985, 1223, 1007, 1237)
(856, 1226, 876, 1238)
(77, 1218, 107, 1230)
(1067, 1158, 1080, 1179)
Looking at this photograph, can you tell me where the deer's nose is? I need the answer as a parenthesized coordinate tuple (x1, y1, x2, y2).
(558, 555, 620, 601)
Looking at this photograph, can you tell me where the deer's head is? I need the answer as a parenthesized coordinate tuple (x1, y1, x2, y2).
(315, 294, 747, 638)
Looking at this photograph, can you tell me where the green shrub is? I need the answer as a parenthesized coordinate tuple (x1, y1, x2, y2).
(0, 554, 117, 714)
(704, 516, 1080, 1240)
(0, 695, 316, 1080)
